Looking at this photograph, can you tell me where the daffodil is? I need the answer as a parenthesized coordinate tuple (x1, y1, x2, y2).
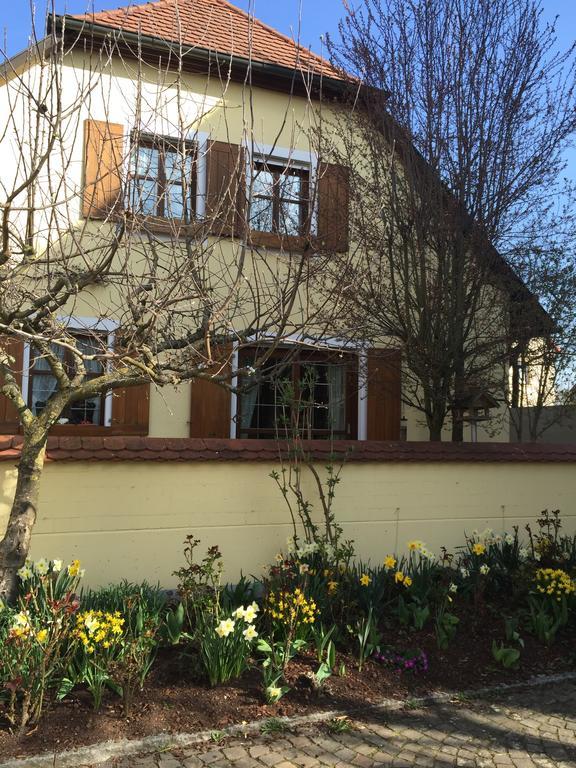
(299, 563, 310, 575)
(68, 559, 82, 577)
(403, 575, 413, 587)
(267, 686, 282, 701)
(51, 559, 63, 573)
(215, 618, 235, 638)
(394, 571, 405, 584)
(17, 564, 33, 581)
(243, 625, 258, 640)
(384, 555, 396, 570)
(327, 580, 338, 593)
(34, 558, 49, 576)
(234, 606, 246, 620)
(36, 629, 48, 643)
(243, 605, 258, 623)
(360, 573, 371, 587)
(407, 540, 424, 552)
(448, 582, 458, 593)
(479, 564, 490, 575)
(472, 543, 486, 556)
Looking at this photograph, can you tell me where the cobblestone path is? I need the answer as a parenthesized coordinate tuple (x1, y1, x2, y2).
(99, 680, 576, 768)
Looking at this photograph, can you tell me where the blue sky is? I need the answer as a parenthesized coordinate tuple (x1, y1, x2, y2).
(1, 0, 575, 180)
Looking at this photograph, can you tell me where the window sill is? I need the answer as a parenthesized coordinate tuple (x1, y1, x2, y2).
(249, 230, 316, 253)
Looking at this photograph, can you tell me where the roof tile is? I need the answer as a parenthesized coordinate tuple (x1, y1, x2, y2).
(73, 0, 341, 79)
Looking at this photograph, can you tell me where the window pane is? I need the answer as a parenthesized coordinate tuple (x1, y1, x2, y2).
(253, 168, 275, 198)
(165, 150, 193, 183)
(134, 179, 158, 215)
(67, 397, 101, 425)
(30, 375, 57, 415)
(31, 344, 65, 372)
(279, 172, 303, 200)
(251, 195, 274, 232)
(279, 201, 302, 236)
(76, 337, 105, 375)
(165, 183, 186, 219)
(132, 146, 159, 177)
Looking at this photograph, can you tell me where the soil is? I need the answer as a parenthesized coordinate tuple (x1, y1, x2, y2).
(0, 612, 574, 762)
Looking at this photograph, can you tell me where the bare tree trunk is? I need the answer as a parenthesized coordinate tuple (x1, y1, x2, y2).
(0, 431, 47, 603)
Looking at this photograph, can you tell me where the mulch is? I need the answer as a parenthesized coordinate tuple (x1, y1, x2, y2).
(0, 611, 573, 761)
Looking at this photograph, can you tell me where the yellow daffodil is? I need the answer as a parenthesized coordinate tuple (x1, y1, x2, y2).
(472, 543, 486, 556)
(36, 629, 48, 643)
(360, 573, 372, 587)
(328, 580, 338, 593)
(403, 575, 413, 587)
(394, 571, 405, 584)
(384, 555, 396, 570)
(407, 540, 424, 551)
(68, 559, 82, 577)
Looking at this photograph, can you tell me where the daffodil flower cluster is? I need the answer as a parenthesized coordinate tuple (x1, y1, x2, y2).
(17, 556, 83, 581)
(215, 602, 260, 640)
(394, 571, 413, 587)
(535, 568, 576, 601)
(73, 610, 125, 654)
(267, 588, 318, 626)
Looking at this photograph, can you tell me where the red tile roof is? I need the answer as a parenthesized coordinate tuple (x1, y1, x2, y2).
(1, 435, 576, 463)
(73, 0, 342, 79)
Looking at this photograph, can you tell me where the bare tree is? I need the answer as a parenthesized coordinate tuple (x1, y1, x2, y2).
(0, 5, 340, 601)
(324, 0, 576, 441)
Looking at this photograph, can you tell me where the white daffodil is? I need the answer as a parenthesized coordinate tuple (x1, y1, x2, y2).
(51, 559, 63, 573)
(459, 567, 470, 578)
(504, 533, 514, 545)
(448, 582, 458, 593)
(534, 552, 541, 562)
(299, 563, 310, 575)
(479, 564, 490, 575)
(518, 547, 528, 561)
(243, 625, 258, 640)
(17, 564, 33, 581)
(215, 618, 235, 638)
(233, 606, 246, 620)
(13, 611, 30, 628)
(243, 605, 258, 623)
(35, 558, 49, 576)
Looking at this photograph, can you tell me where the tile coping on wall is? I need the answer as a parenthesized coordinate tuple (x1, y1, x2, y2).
(1, 436, 576, 463)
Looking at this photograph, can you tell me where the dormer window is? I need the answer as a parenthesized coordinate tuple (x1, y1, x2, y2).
(129, 136, 196, 220)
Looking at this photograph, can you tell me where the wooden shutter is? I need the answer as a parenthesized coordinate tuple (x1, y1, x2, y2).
(366, 349, 402, 440)
(110, 383, 150, 435)
(206, 141, 246, 237)
(189, 347, 232, 438)
(0, 337, 24, 435)
(83, 120, 124, 219)
(317, 162, 350, 253)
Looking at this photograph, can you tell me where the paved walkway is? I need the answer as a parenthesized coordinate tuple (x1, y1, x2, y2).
(99, 680, 576, 768)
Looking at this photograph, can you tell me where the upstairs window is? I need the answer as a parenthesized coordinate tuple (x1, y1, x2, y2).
(250, 161, 310, 237)
(237, 348, 357, 440)
(129, 136, 196, 220)
(29, 335, 106, 426)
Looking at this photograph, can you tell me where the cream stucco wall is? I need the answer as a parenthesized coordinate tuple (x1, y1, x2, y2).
(0, 458, 573, 587)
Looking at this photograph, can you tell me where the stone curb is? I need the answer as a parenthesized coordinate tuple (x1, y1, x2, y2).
(2, 671, 575, 768)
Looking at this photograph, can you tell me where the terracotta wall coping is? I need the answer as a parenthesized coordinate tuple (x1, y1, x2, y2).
(0, 436, 576, 463)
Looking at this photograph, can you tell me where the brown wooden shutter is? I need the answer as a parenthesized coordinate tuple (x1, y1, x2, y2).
(317, 162, 350, 253)
(0, 336, 24, 435)
(189, 347, 232, 438)
(366, 349, 402, 440)
(110, 383, 150, 435)
(206, 141, 246, 237)
(83, 120, 124, 219)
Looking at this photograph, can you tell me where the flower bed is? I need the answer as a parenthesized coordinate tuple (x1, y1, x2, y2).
(0, 510, 575, 760)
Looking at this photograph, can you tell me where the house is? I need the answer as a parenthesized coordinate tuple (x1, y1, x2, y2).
(1, 0, 572, 586)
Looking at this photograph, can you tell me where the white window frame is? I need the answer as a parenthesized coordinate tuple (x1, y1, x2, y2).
(229, 335, 369, 440)
(245, 142, 319, 237)
(22, 316, 119, 427)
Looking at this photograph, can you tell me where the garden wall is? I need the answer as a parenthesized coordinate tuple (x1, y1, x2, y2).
(1, 438, 575, 588)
